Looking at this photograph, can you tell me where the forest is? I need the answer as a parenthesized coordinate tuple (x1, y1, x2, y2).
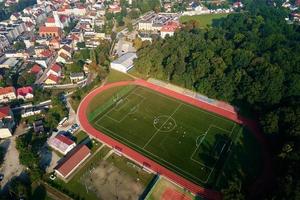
(134, 1, 300, 199)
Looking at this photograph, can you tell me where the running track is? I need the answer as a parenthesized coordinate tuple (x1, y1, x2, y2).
(77, 79, 272, 200)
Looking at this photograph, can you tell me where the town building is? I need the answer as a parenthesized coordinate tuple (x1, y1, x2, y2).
(0, 106, 15, 138)
(45, 74, 60, 85)
(48, 134, 76, 155)
(55, 145, 91, 179)
(39, 26, 63, 38)
(17, 86, 34, 100)
(69, 72, 84, 83)
(0, 87, 16, 103)
(110, 52, 137, 73)
(160, 21, 180, 39)
(47, 63, 62, 77)
(30, 64, 43, 77)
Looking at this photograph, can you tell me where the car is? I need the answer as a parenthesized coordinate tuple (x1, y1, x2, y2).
(67, 128, 73, 134)
(0, 174, 4, 181)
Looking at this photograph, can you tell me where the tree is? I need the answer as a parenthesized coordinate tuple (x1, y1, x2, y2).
(222, 177, 245, 200)
(13, 41, 26, 50)
(76, 42, 86, 49)
(8, 178, 31, 200)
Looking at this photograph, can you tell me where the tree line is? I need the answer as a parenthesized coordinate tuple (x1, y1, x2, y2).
(134, 0, 300, 199)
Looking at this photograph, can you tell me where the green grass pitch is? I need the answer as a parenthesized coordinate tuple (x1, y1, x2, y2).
(88, 85, 244, 187)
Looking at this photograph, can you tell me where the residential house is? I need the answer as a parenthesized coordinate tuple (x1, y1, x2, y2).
(48, 134, 76, 155)
(10, 13, 20, 22)
(0, 35, 10, 53)
(33, 119, 44, 133)
(21, 107, 43, 118)
(49, 37, 61, 49)
(0, 106, 15, 138)
(54, 145, 91, 179)
(30, 64, 43, 77)
(47, 63, 62, 77)
(45, 74, 60, 85)
(56, 52, 70, 63)
(58, 45, 72, 57)
(160, 21, 180, 39)
(0, 87, 16, 103)
(69, 72, 84, 83)
(17, 86, 34, 100)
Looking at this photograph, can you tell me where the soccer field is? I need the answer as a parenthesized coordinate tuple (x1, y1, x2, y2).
(88, 85, 243, 186)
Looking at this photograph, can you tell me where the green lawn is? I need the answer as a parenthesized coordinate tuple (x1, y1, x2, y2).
(87, 85, 262, 188)
(180, 13, 229, 28)
(74, 130, 89, 144)
(106, 69, 134, 84)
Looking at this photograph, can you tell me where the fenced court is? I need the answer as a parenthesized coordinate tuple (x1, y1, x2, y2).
(145, 176, 195, 200)
(88, 84, 242, 187)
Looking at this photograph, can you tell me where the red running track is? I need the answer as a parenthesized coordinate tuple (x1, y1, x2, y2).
(77, 79, 271, 200)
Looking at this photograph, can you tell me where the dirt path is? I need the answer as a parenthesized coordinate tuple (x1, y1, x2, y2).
(0, 136, 25, 187)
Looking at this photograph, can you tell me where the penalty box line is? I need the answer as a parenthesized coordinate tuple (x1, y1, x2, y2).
(189, 124, 236, 184)
(205, 125, 243, 184)
(103, 93, 146, 124)
(93, 87, 138, 125)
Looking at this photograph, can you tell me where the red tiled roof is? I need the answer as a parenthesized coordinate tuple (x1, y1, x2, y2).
(31, 64, 42, 74)
(55, 145, 90, 178)
(0, 87, 15, 95)
(61, 45, 71, 52)
(47, 74, 59, 83)
(17, 86, 33, 96)
(39, 26, 61, 33)
(0, 106, 10, 119)
(51, 63, 61, 72)
(161, 21, 180, 32)
(60, 15, 68, 23)
(50, 37, 60, 44)
(55, 134, 74, 145)
(40, 49, 53, 57)
(46, 17, 55, 23)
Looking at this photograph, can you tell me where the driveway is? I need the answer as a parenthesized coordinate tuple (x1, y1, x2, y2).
(0, 135, 25, 188)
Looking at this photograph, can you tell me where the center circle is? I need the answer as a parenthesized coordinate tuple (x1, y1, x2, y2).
(153, 115, 177, 132)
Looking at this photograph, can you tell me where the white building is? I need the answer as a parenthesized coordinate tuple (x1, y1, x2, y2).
(110, 53, 137, 73)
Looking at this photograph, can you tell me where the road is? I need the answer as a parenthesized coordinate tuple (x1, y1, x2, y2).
(35, 55, 57, 84)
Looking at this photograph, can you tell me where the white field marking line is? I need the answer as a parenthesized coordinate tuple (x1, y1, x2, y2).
(190, 125, 212, 164)
(189, 124, 237, 183)
(215, 126, 243, 187)
(108, 96, 145, 123)
(204, 125, 243, 184)
(113, 98, 129, 111)
(153, 115, 177, 133)
(139, 86, 236, 135)
(142, 103, 183, 149)
(92, 86, 138, 123)
(104, 93, 145, 123)
(95, 86, 236, 183)
(141, 86, 236, 129)
(94, 122, 207, 183)
(210, 124, 232, 134)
